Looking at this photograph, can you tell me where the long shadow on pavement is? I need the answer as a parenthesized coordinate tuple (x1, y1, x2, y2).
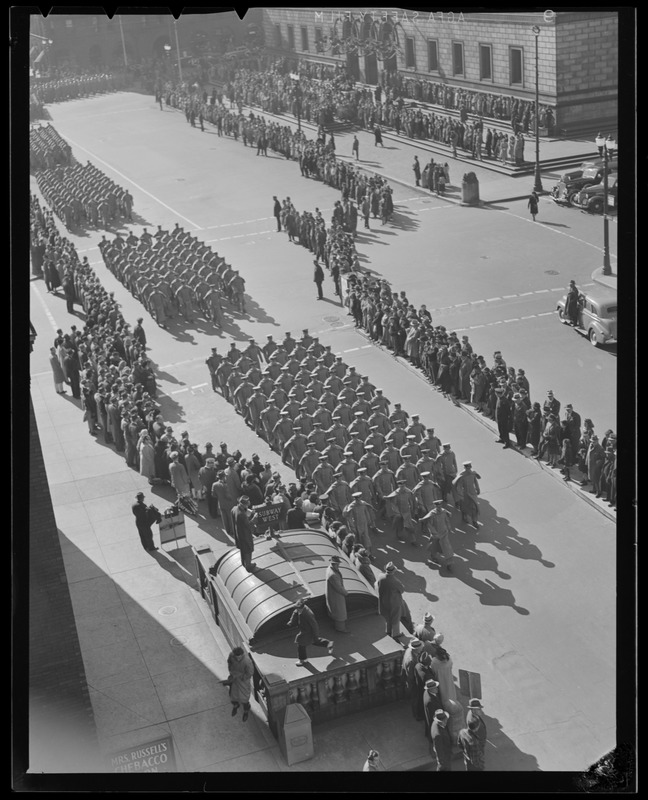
(477, 500, 556, 568)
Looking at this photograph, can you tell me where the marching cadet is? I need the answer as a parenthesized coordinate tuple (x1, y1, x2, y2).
(373, 461, 397, 520)
(345, 431, 365, 463)
(339, 452, 360, 483)
(323, 437, 345, 469)
(346, 365, 362, 390)
(262, 335, 278, 360)
(421, 500, 456, 572)
(365, 425, 386, 455)
(273, 410, 295, 451)
(268, 382, 288, 411)
(300, 328, 314, 350)
(350, 394, 372, 418)
(227, 341, 242, 363)
(327, 415, 348, 448)
(283, 390, 302, 421)
(283, 427, 308, 471)
(349, 411, 370, 441)
(386, 419, 408, 450)
(260, 399, 281, 449)
(359, 445, 381, 477)
(396, 454, 420, 490)
(413, 472, 443, 517)
(436, 443, 459, 505)
(302, 389, 319, 416)
(322, 472, 353, 520)
(401, 434, 422, 461)
(247, 386, 267, 434)
(331, 355, 348, 379)
(313, 399, 333, 430)
(389, 402, 409, 427)
(343, 492, 374, 553)
(356, 374, 377, 401)
(215, 358, 234, 399)
(337, 377, 356, 406)
(380, 441, 402, 473)
(233, 373, 255, 418)
(350, 467, 378, 507)
(257, 369, 275, 398)
(206, 346, 222, 392)
(420, 428, 442, 459)
(299, 442, 321, 482)
(406, 414, 427, 442)
(386, 480, 419, 545)
(309, 422, 328, 452)
(293, 405, 314, 437)
(416, 451, 437, 478)
(319, 386, 338, 413)
(243, 338, 264, 365)
(333, 397, 354, 428)
(368, 406, 392, 437)
(312, 455, 335, 497)
(452, 461, 482, 528)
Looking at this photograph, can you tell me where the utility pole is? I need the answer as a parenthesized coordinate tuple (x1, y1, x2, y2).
(118, 15, 128, 67)
(174, 19, 183, 83)
(531, 26, 543, 193)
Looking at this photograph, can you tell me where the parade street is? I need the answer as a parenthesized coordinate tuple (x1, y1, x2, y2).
(29, 90, 616, 772)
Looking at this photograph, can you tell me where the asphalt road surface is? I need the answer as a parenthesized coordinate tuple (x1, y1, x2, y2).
(29, 92, 617, 771)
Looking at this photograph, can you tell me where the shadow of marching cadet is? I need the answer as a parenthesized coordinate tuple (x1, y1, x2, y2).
(475, 500, 556, 568)
(449, 559, 530, 615)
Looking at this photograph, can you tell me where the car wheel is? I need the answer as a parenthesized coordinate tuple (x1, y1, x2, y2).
(558, 308, 567, 324)
(589, 198, 603, 214)
(588, 329, 600, 347)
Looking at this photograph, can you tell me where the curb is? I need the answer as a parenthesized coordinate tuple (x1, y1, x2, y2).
(351, 329, 616, 523)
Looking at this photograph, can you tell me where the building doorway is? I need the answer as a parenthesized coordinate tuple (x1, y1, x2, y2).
(364, 53, 378, 84)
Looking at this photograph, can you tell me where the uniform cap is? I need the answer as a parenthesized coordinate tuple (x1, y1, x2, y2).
(424, 612, 434, 623)
(462, 461, 472, 467)
(352, 491, 363, 497)
(420, 471, 431, 477)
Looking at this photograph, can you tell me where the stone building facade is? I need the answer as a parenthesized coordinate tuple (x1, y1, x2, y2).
(260, 8, 618, 132)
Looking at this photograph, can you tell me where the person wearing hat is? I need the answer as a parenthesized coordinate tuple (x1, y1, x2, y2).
(421, 501, 456, 570)
(411, 650, 435, 721)
(406, 415, 426, 443)
(131, 491, 160, 551)
(288, 597, 335, 667)
(413, 612, 437, 645)
(376, 562, 406, 640)
(457, 715, 486, 771)
(223, 645, 254, 722)
(199, 457, 219, 517)
(430, 709, 453, 771)
(362, 749, 382, 772)
(205, 347, 223, 392)
(169, 450, 191, 502)
(231, 496, 258, 571)
(325, 555, 349, 632)
(419, 428, 442, 460)
(132, 317, 147, 349)
(299, 442, 322, 482)
(542, 390, 561, 430)
(356, 548, 376, 587)
(452, 462, 482, 527)
(466, 698, 487, 749)
(395, 454, 420, 491)
(312, 455, 335, 498)
(342, 490, 375, 553)
(386, 479, 419, 545)
(402, 637, 424, 693)
(389, 402, 409, 427)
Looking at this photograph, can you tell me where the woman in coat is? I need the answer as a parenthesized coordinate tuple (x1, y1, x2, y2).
(49, 346, 68, 393)
(325, 555, 349, 632)
(527, 191, 539, 221)
(138, 431, 156, 483)
(429, 639, 464, 742)
(224, 646, 254, 721)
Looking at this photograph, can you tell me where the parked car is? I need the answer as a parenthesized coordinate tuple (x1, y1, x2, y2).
(571, 174, 618, 214)
(551, 158, 618, 206)
(556, 287, 617, 347)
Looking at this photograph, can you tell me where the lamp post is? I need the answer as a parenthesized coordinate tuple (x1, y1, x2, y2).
(531, 25, 543, 193)
(601, 136, 615, 276)
(118, 15, 128, 68)
(174, 19, 183, 83)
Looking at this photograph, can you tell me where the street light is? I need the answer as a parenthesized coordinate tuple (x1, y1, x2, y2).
(601, 136, 616, 276)
(174, 19, 183, 83)
(531, 25, 543, 193)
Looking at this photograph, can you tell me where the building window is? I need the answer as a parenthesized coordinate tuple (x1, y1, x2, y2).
(405, 37, 416, 69)
(452, 41, 464, 76)
(287, 25, 295, 51)
(301, 26, 309, 52)
(274, 24, 282, 48)
(315, 26, 323, 52)
(427, 40, 439, 72)
(509, 46, 523, 85)
(65, 19, 73, 29)
(479, 44, 492, 80)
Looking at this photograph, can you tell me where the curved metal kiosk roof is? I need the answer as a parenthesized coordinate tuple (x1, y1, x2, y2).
(213, 529, 377, 644)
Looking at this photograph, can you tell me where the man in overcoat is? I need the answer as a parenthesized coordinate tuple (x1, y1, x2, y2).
(376, 562, 405, 638)
(325, 555, 349, 632)
(288, 598, 334, 666)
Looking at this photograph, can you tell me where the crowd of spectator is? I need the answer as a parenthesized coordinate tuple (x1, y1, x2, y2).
(99, 225, 246, 329)
(342, 273, 616, 507)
